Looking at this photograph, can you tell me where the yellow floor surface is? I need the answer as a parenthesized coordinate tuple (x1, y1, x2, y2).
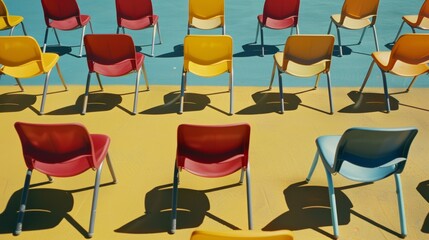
(1, 85, 429, 240)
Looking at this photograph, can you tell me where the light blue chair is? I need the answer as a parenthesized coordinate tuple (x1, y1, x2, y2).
(305, 127, 418, 239)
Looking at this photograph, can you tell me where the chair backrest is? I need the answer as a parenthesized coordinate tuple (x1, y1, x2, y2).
(333, 127, 418, 175)
(0, 0, 9, 18)
(0, 36, 42, 67)
(41, 0, 80, 24)
(183, 35, 233, 77)
(416, 0, 429, 24)
(115, 0, 153, 24)
(84, 34, 138, 76)
(262, 0, 300, 22)
(386, 34, 429, 70)
(190, 230, 294, 240)
(176, 123, 251, 177)
(189, 0, 224, 22)
(14, 122, 96, 176)
(281, 34, 334, 72)
(340, 0, 379, 23)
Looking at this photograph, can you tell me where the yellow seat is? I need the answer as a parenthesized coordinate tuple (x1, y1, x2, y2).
(0, 36, 67, 115)
(328, 0, 379, 56)
(190, 230, 294, 240)
(188, 0, 225, 34)
(180, 35, 233, 114)
(359, 34, 429, 112)
(0, 0, 27, 35)
(269, 34, 335, 114)
(393, 0, 429, 42)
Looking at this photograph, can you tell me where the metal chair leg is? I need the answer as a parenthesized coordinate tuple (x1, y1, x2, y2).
(14, 169, 32, 236)
(170, 165, 179, 234)
(306, 151, 320, 182)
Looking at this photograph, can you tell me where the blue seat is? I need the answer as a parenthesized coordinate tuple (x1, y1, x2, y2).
(305, 127, 418, 239)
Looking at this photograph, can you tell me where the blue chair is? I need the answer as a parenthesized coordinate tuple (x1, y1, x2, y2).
(305, 127, 418, 239)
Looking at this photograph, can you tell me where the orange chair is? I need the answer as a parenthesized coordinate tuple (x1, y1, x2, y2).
(0, 0, 27, 35)
(393, 0, 429, 42)
(180, 35, 233, 115)
(190, 230, 294, 240)
(82, 34, 149, 115)
(14, 122, 117, 238)
(41, 0, 94, 57)
(328, 0, 380, 56)
(115, 0, 162, 57)
(0, 36, 67, 115)
(269, 34, 335, 114)
(171, 123, 252, 233)
(254, 0, 300, 56)
(359, 34, 429, 112)
(188, 0, 225, 34)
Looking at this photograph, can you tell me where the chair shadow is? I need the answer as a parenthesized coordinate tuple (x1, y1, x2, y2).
(262, 181, 352, 238)
(332, 45, 352, 57)
(417, 180, 429, 233)
(0, 92, 37, 113)
(236, 89, 301, 114)
(339, 90, 399, 113)
(47, 92, 123, 115)
(384, 42, 394, 50)
(42, 46, 73, 56)
(234, 43, 280, 57)
(156, 44, 184, 58)
(115, 183, 241, 234)
(141, 91, 212, 115)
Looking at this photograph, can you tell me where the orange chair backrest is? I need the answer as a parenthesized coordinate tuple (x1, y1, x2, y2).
(0, 36, 42, 67)
(387, 34, 429, 70)
(340, 0, 379, 23)
(282, 34, 335, 72)
(115, 0, 153, 23)
(0, 0, 8, 18)
(417, 0, 429, 23)
(189, 0, 224, 22)
(190, 230, 294, 240)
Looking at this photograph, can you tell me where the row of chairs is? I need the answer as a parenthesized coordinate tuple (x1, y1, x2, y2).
(1, 32, 429, 116)
(11, 122, 418, 239)
(2, 0, 429, 57)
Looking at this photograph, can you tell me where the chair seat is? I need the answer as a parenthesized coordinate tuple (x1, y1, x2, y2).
(0, 15, 23, 29)
(179, 154, 245, 178)
(403, 15, 429, 29)
(0, 52, 59, 78)
(49, 15, 91, 30)
(190, 16, 222, 30)
(187, 60, 230, 77)
(316, 135, 399, 182)
(372, 51, 429, 76)
(257, 15, 297, 29)
(274, 52, 327, 77)
(331, 14, 372, 30)
(119, 15, 158, 30)
(92, 53, 144, 77)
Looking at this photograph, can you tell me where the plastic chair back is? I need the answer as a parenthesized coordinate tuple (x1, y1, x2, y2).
(183, 35, 233, 77)
(84, 34, 138, 76)
(282, 35, 334, 71)
(262, 0, 299, 22)
(41, 0, 80, 23)
(0, 36, 41, 67)
(115, 0, 153, 24)
(387, 34, 429, 70)
(189, 0, 224, 22)
(0, 0, 9, 19)
(190, 230, 294, 240)
(333, 127, 418, 177)
(14, 122, 96, 177)
(341, 0, 379, 20)
(176, 123, 250, 177)
(418, 0, 429, 19)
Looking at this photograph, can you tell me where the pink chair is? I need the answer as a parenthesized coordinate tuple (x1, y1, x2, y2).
(41, 0, 94, 57)
(171, 123, 252, 233)
(14, 122, 117, 238)
(115, 0, 162, 57)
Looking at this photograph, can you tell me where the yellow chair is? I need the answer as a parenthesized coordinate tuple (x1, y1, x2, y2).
(0, 0, 27, 35)
(393, 0, 429, 42)
(269, 34, 335, 114)
(359, 33, 429, 113)
(190, 230, 294, 240)
(180, 35, 233, 115)
(188, 0, 225, 34)
(328, 0, 379, 57)
(0, 36, 67, 115)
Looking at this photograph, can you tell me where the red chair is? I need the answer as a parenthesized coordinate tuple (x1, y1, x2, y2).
(41, 0, 94, 57)
(254, 0, 300, 56)
(14, 122, 117, 238)
(115, 0, 162, 57)
(82, 34, 149, 115)
(170, 123, 253, 233)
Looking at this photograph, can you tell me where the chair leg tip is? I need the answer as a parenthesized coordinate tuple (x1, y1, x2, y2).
(13, 231, 21, 236)
(305, 178, 310, 183)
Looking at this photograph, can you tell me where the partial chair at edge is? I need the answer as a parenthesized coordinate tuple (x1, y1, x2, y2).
(306, 127, 418, 239)
(393, 0, 429, 43)
(359, 33, 429, 113)
(190, 230, 294, 240)
(0, 0, 27, 35)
